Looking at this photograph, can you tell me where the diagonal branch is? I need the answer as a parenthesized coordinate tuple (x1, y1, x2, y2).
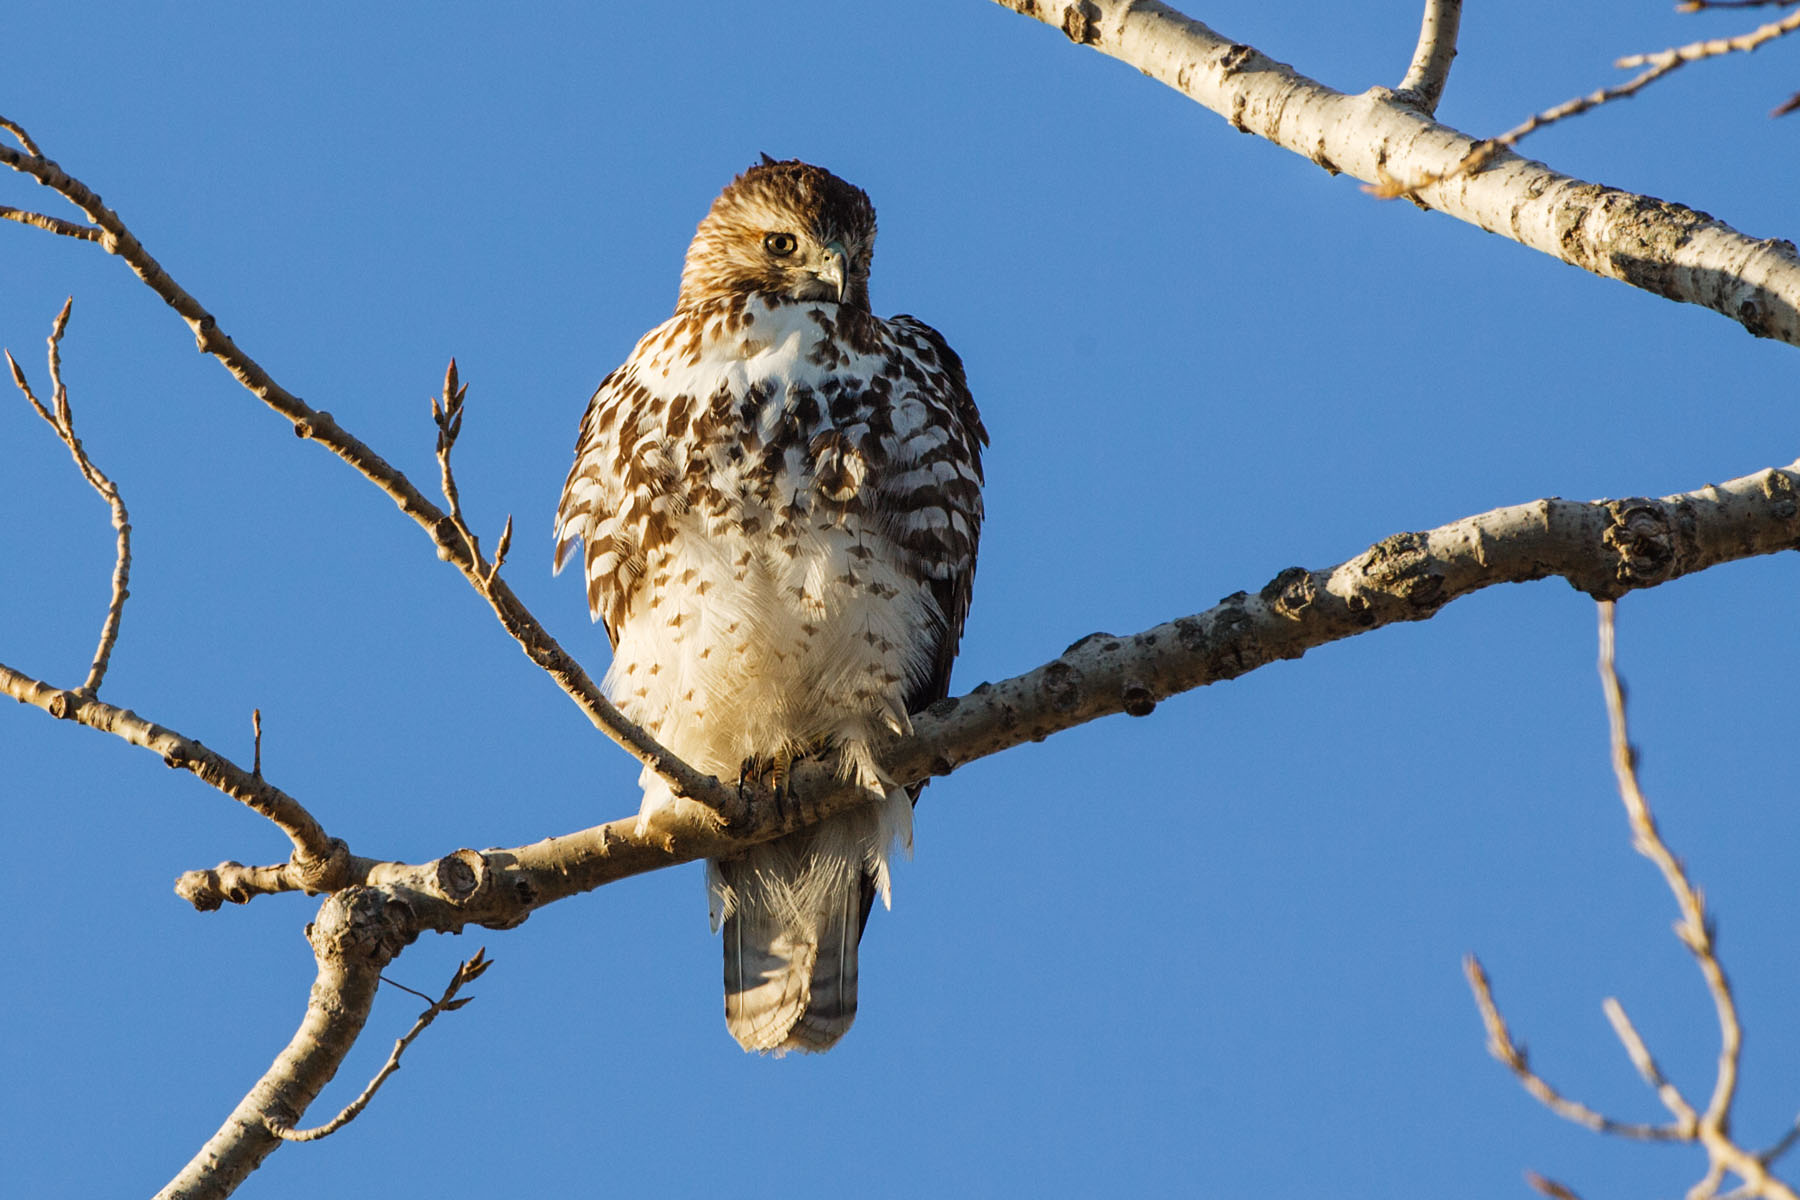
(1460, 603, 1799, 1200)
(0, 663, 348, 887)
(153, 888, 415, 1200)
(1463, 954, 1682, 1141)
(0, 118, 719, 812)
(266, 950, 492, 1142)
(988, 1, 1800, 346)
(6, 299, 132, 694)
(1441, 6, 1800, 181)
(166, 458, 1800, 932)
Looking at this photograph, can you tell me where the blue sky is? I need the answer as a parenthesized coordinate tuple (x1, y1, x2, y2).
(4, 2, 1797, 1197)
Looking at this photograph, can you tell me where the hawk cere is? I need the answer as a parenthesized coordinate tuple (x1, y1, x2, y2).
(555, 159, 986, 1052)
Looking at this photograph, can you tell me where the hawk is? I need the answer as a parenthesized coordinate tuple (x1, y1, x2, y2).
(554, 158, 986, 1052)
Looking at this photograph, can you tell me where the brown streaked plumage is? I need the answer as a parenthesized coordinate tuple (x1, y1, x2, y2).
(555, 159, 985, 1053)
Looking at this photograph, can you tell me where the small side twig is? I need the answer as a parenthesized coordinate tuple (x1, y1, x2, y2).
(1395, 0, 1463, 115)
(1525, 1172, 1586, 1200)
(431, 359, 483, 566)
(1597, 602, 1743, 1135)
(430, 360, 517, 596)
(1, 114, 44, 156)
(1373, 5, 1800, 197)
(265, 949, 492, 1142)
(1601, 995, 1698, 1131)
(0, 115, 102, 240)
(1463, 603, 1798, 1200)
(6, 299, 132, 695)
(252, 708, 264, 779)
(1463, 954, 1680, 1141)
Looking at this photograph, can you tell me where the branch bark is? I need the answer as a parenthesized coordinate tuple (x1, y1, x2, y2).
(990, 0, 1800, 346)
(151, 457, 1800, 936)
(0, 121, 727, 815)
(1395, 0, 1462, 114)
(153, 888, 415, 1200)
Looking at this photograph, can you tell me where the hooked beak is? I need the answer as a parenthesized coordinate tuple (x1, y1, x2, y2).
(815, 240, 848, 302)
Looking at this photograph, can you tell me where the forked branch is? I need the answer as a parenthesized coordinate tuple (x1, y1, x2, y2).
(1464, 603, 1799, 1200)
(0, 116, 718, 812)
(990, 1, 1800, 346)
(6, 299, 131, 695)
(1395, 0, 1462, 114)
(266, 950, 492, 1142)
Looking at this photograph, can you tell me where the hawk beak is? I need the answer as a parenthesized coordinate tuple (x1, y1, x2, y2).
(817, 241, 848, 302)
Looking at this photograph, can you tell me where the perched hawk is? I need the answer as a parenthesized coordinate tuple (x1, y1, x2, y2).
(554, 159, 986, 1052)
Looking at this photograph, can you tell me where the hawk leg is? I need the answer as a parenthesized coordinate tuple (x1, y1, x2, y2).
(737, 747, 829, 832)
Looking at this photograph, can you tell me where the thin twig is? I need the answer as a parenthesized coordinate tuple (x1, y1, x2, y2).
(1602, 995, 1698, 1130)
(1395, 0, 1463, 115)
(0, 117, 718, 810)
(0, 661, 346, 884)
(1463, 954, 1682, 1141)
(0, 205, 103, 240)
(1677, 1, 1800, 14)
(252, 708, 264, 779)
(0, 114, 43, 157)
(6, 299, 133, 694)
(431, 358, 484, 572)
(1597, 601, 1743, 1134)
(1375, 6, 1800, 196)
(1763, 1117, 1800, 1166)
(1525, 1172, 1586, 1200)
(265, 949, 492, 1142)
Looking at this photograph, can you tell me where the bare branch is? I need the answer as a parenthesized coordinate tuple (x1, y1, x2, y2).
(1602, 995, 1698, 1128)
(6, 300, 132, 694)
(0, 125, 723, 812)
(1598, 601, 1742, 1133)
(154, 888, 415, 1200)
(0, 663, 347, 888)
(1460, 604, 1799, 1200)
(1679, 2, 1800, 11)
(1, 114, 44, 157)
(1395, 0, 1462, 114)
(1525, 1171, 1586, 1200)
(1464, 954, 1680, 1141)
(1382, 4, 1800, 194)
(431, 358, 483, 572)
(266, 950, 492, 1142)
(0, 204, 102, 240)
(1765, 1118, 1800, 1168)
(1594, 603, 1800, 1200)
(159, 459, 1800, 933)
(989, 1, 1800, 346)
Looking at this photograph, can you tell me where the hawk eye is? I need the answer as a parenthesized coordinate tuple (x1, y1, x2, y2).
(763, 231, 798, 257)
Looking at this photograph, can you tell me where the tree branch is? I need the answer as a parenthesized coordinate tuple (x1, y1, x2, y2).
(0, 120, 718, 812)
(153, 888, 416, 1200)
(1395, 0, 1461, 114)
(266, 950, 491, 1143)
(166, 458, 1800, 937)
(988, 1, 1800, 346)
(6, 299, 132, 694)
(1450, 7, 1800, 175)
(1462, 603, 1800, 1200)
(0, 664, 348, 886)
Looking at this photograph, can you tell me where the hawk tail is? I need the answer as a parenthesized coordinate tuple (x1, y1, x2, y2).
(717, 805, 891, 1054)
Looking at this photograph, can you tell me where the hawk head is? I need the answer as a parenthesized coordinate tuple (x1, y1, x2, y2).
(677, 158, 877, 312)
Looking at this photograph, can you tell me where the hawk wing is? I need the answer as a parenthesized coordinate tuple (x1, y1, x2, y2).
(552, 320, 683, 650)
(881, 313, 986, 717)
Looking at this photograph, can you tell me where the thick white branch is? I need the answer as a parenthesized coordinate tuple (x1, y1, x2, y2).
(1396, 0, 1462, 113)
(992, 1, 1800, 346)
